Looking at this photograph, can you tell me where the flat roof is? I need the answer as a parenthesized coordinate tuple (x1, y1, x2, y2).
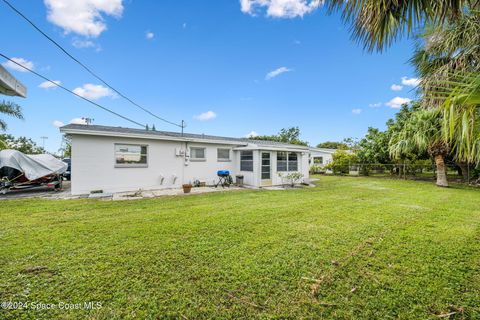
(0, 65, 27, 98)
(61, 124, 310, 150)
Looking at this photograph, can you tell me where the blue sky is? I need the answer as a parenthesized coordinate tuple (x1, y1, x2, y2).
(1, 0, 419, 152)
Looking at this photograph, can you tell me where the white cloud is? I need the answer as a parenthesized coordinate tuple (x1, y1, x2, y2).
(194, 111, 217, 121)
(44, 0, 124, 38)
(53, 120, 65, 128)
(39, 80, 61, 89)
(390, 84, 403, 91)
(182, 22, 187, 29)
(2, 57, 34, 72)
(70, 117, 88, 125)
(72, 38, 96, 48)
(369, 102, 382, 108)
(240, 0, 323, 18)
(145, 31, 154, 40)
(245, 131, 259, 138)
(401, 76, 420, 87)
(73, 83, 114, 100)
(385, 97, 412, 109)
(352, 108, 362, 115)
(265, 66, 292, 80)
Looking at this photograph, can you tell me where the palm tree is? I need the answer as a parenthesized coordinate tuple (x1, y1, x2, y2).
(0, 100, 23, 148)
(389, 108, 450, 187)
(327, 0, 477, 51)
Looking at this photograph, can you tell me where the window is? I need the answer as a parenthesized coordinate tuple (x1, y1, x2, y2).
(115, 144, 148, 167)
(288, 152, 298, 171)
(240, 151, 253, 171)
(190, 147, 206, 161)
(314, 156, 324, 165)
(277, 152, 298, 172)
(277, 152, 288, 172)
(217, 148, 231, 161)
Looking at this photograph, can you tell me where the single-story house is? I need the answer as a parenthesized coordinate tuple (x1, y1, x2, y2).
(60, 124, 310, 195)
(308, 147, 338, 167)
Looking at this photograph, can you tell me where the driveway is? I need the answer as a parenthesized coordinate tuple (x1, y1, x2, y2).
(0, 181, 72, 200)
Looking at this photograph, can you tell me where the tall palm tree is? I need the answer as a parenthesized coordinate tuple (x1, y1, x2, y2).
(0, 100, 23, 148)
(327, 0, 477, 51)
(389, 108, 450, 187)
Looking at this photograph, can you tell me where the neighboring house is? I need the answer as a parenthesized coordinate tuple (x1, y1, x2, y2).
(308, 147, 338, 168)
(60, 124, 310, 195)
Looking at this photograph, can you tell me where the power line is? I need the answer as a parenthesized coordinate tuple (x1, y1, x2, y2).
(0, 53, 146, 128)
(2, 0, 184, 129)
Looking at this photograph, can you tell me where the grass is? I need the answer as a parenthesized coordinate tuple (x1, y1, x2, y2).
(1, 176, 479, 319)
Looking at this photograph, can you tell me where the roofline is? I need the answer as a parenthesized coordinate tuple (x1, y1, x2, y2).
(234, 146, 309, 152)
(60, 127, 249, 146)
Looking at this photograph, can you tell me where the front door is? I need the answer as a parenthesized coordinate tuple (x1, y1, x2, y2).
(261, 152, 271, 186)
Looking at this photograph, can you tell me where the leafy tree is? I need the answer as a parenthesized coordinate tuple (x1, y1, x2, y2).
(0, 101, 24, 147)
(0, 134, 45, 154)
(327, 0, 476, 51)
(389, 108, 450, 187)
(252, 127, 309, 146)
(357, 128, 391, 164)
(326, 150, 358, 174)
(316, 141, 348, 149)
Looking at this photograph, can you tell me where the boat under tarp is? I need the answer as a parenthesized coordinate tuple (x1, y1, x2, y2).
(0, 149, 67, 181)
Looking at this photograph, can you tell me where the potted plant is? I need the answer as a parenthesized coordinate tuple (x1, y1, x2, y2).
(182, 183, 192, 194)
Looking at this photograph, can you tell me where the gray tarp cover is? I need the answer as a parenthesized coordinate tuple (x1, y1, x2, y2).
(0, 149, 67, 181)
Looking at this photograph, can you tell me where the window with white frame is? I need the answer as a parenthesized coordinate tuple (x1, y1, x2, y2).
(115, 144, 148, 167)
(277, 152, 298, 172)
(190, 147, 206, 161)
(314, 156, 324, 165)
(217, 148, 231, 161)
(240, 151, 253, 171)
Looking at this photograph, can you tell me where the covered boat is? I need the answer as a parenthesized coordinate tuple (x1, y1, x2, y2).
(0, 149, 67, 193)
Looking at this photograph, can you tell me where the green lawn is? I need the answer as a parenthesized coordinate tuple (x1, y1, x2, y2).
(1, 176, 479, 319)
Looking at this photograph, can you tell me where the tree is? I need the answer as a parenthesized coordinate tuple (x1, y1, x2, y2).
(252, 127, 309, 146)
(389, 108, 450, 187)
(327, 0, 476, 51)
(0, 101, 24, 147)
(326, 150, 358, 174)
(357, 128, 391, 164)
(0, 134, 45, 154)
(316, 141, 348, 149)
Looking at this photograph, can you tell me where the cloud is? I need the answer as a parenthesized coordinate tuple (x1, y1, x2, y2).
(245, 131, 259, 138)
(53, 120, 65, 128)
(39, 80, 61, 89)
(194, 111, 217, 121)
(70, 117, 88, 125)
(2, 57, 34, 72)
(240, 0, 323, 18)
(385, 97, 412, 109)
(73, 83, 114, 100)
(182, 22, 187, 29)
(72, 38, 96, 48)
(390, 84, 403, 91)
(352, 108, 362, 115)
(44, 0, 124, 37)
(265, 66, 292, 80)
(401, 76, 420, 87)
(369, 102, 382, 108)
(145, 31, 154, 40)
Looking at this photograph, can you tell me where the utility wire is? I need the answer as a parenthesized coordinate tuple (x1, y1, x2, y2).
(2, 0, 184, 129)
(0, 53, 145, 128)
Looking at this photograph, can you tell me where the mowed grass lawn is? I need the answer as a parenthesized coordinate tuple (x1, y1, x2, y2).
(1, 176, 480, 319)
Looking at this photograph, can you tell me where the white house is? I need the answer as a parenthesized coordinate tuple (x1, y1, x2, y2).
(60, 124, 310, 195)
(309, 147, 338, 167)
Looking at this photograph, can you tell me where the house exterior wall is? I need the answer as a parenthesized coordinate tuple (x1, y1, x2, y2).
(70, 134, 238, 195)
(309, 150, 334, 167)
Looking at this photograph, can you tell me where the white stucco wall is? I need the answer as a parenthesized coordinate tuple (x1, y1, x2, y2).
(309, 150, 334, 167)
(70, 135, 238, 195)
